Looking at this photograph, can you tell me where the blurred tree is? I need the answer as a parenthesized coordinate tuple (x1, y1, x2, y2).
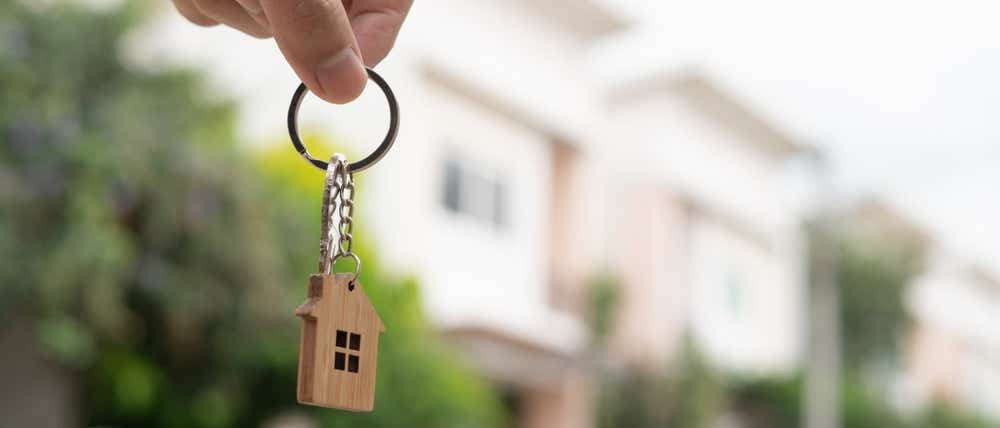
(836, 232, 923, 374)
(817, 201, 926, 375)
(0, 1, 503, 427)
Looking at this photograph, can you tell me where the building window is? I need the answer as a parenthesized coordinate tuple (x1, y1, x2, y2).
(443, 160, 461, 212)
(333, 329, 361, 373)
(441, 156, 507, 228)
(492, 179, 507, 228)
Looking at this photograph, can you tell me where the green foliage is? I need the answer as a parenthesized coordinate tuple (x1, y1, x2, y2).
(732, 375, 1000, 428)
(597, 343, 727, 428)
(836, 232, 922, 373)
(0, 2, 503, 427)
(915, 403, 1000, 428)
(730, 376, 801, 427)
(839, 376, 908, 428)
(586, 273, 619, 349)
(601, 355, 1000, 428)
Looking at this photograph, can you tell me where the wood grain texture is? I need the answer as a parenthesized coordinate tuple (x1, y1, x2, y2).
(296, 273, 385, 411)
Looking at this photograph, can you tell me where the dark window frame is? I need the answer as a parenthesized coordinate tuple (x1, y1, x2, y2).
(334, 329, 362, 373)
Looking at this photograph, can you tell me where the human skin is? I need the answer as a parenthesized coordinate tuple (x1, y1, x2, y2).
(172, 0, 413, 104)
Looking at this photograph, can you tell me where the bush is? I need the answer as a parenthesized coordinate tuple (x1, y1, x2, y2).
(596, 343, 726, 428)
(732, 376, 1000, 428)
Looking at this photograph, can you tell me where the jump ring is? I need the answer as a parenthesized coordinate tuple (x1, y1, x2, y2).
(332, 252, 362, 289)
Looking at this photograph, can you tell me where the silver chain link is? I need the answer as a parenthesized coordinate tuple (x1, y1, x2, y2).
(318, 154, 361, 285)
(336, 165, 355, 256)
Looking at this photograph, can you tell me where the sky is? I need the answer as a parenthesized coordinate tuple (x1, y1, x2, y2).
(596, 0, 1000, 266)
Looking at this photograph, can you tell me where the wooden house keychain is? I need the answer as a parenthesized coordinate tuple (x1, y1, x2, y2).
(286, 67, 399, 411)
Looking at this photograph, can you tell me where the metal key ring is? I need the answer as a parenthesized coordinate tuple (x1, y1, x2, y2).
(287, 67, 399, 173)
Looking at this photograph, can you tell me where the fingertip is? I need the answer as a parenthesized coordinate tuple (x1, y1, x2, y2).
(314, 48, 368, 104)
(351, 9, 407, 67)
(247, 27, 273, 39)
(173, 0, 219, 27)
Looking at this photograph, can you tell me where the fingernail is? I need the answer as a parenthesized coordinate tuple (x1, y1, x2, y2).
(316, 48, 367, 104)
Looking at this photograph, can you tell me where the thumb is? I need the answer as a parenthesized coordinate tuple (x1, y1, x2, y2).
(259, 0, 367, 104)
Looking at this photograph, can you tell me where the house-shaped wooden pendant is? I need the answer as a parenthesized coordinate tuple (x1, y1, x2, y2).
(295, 273, 385, 411)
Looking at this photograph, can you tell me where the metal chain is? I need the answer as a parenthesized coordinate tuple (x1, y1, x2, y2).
(318, 154, 361, 285)
(336, 164, 355, 257)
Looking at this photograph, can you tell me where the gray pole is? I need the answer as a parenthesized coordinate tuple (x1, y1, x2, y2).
(804, 149, 841, 428)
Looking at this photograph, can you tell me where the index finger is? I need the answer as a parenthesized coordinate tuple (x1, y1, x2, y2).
(259, 0, 368, 104)
(345, 0, 413, 67)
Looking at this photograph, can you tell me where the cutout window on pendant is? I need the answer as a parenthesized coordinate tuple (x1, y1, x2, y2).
(333, 330, 362, 373)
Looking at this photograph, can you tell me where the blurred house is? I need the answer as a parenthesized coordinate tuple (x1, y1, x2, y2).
(139, 0, 809, 426)
(605, 72, 808, 373)
(905, 256, 1000, 420)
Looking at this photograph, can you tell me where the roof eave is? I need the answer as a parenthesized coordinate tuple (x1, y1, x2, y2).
(522, 0, 631, 41)
(610, 69, 808, 158)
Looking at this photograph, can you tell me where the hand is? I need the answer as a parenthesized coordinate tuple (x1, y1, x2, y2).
(173, 0, 413, 104)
